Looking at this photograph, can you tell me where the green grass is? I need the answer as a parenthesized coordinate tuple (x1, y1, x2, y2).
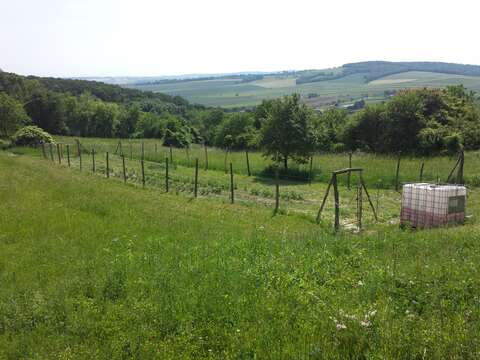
(55, 136, 480, 189)
(1, 149, 480, 358)
(126, 71, 480, 108)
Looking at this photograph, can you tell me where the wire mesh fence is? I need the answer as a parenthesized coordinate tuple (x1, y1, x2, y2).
(34, 139, 475, 231)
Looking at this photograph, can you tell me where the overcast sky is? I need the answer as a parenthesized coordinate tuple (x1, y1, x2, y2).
(1, 0, 479, 77)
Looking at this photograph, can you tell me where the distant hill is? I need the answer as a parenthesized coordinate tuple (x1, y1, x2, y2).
(0, 71, 202, 112)
(122, 61, 480, 109)
(295, 61, 480, 84)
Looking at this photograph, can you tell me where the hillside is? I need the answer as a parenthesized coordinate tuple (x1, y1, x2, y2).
(0, 71, 199, 110)
(2, 147, 480, 358)
(125, 62, 480, 109)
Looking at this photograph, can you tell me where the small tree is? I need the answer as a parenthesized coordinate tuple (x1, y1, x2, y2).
(259, 94, 316, 171)
(0, 92, 30, 137)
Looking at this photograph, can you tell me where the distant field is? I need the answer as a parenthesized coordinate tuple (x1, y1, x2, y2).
(126, 71, 480, 108)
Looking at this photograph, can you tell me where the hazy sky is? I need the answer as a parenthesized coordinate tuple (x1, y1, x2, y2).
(1, 0, 479, 77)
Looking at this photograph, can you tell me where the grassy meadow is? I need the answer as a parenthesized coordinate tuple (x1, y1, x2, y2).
(1, 146, 480, 358)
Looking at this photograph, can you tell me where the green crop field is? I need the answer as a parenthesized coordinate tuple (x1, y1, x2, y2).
(126, 71, 480, 108)
(1, 144, 480, 358)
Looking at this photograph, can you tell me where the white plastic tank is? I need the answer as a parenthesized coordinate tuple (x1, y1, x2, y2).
(400, 183, 466, 228)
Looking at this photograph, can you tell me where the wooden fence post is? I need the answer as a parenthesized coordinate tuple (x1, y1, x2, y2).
(347, 152, 352, 190)
(333, 174, 340, 232)
(91, 148, 96, 173)
(308, 156, 313, 185)
(275, 162, 280, 213)
(141, 158, 145, 188)
(230, 162, 234, 204)
(56, 143, 61, 164)
(194, 158, 199, 198)
(165, 157, 169, 192)
(41, 143, 47, 159)
(141, 141, 145, 160)
(357, 181, 363, 230)
(130, 143, 133, 160)
(49, 143, 54, 162)
(246, 150, 251, 176)
(122, 155, 127, 183)
(76, 139, 81, 157)
(456, 151, 464, 184)
(66, 144, 71, 167)
(204, 142, 208, 170)
(106, 152, 109, 178)
(395, 152, 401, 191)
(169, 146, 173, 164)
(419, 162, 424, 182)
(316, 176, 333, 223)
(79, 148, 82, 171)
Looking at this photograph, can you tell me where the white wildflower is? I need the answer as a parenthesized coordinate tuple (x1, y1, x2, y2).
(336, 323, 347, 331)
(360, 320, 371, 328)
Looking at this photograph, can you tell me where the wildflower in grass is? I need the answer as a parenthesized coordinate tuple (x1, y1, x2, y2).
(357, 280, 364, 286)
(336, 323, 347, 331)
(360, 320, 371, 328)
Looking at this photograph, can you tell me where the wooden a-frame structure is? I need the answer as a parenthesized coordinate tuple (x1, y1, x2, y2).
(316, 168, 377, 232)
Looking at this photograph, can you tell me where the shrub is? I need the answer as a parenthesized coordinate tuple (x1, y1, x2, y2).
(12, 126, 54, 146)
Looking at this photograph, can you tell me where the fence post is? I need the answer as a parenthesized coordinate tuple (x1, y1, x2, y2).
(308, 156, 313, 185)
(49, 143, 54, 162)
(56, 143, 62, 164)
(230, 162, 234, 204)
(395, 152, 401, 191)
(79, 147, 82, 171)
(165, 157, 169, 192)
(76, 139, 81, 157)
(41, 143, 47, 159)
(204, 142, 208, 170)
(347, 152, 352, 190)
(275, 162, 280, 213)
(66, 144, 71, 167)
(457, 151, 464, 184)
(106, 152, 109, 178)
(333, 174, 340, 232)
(155, 143, 157, 155)
(122, 155, 127, 183)
(246, 150, 251, 176)
(141, 158, 145, 188)
(130, 143, 133, 160)
(194, 158, 199, 198)
(92, 148, 96, 173)
(141, 141, 145, 160)
(419, 162, 424, 182)
(357, 181, 363, 230)
(169, 146, 173, 164)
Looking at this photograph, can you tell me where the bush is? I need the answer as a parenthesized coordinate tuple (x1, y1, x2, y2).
(12, 126, 54, 146)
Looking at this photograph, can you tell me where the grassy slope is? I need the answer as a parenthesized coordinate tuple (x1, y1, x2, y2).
(127, 72, 480, 108)
(1, 151, 480, 358)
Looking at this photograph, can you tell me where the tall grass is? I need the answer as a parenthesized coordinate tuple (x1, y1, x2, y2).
(55, 136, 480, 188)
(1, 151, 480, 358)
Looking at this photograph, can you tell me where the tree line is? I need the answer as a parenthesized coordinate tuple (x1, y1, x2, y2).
(2, 69, 480, 171)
